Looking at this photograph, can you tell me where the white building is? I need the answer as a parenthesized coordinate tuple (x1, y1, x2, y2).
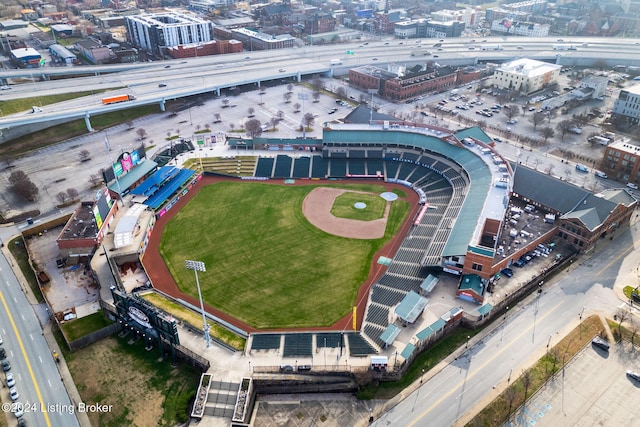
(492, 58, 561, 94)
(430, 8, 477, 28)
(124, 12, 212, 56)
(612, 84, 640, 125)
(490, 20, 549, 36)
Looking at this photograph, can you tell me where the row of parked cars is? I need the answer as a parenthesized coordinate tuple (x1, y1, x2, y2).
(1, 335, 26, 424)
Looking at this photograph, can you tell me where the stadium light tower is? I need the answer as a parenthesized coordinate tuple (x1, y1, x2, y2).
(185, 260, 210, 348)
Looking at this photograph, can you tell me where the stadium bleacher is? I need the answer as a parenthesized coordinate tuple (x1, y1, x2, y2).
(311, 155, 328, 178)
(365, 304, 390, 327)
(346, 332, 378, 356)
(251, 333, 282, 351)
(316, 333, 343, 348)
(282, 333, 313, 357)
(292, 157, 311, 178)
(273, 155, 293, 178)
(348, 159, 366, 175)
(255, 157, 275, 178)
(329, 159, 347, 177)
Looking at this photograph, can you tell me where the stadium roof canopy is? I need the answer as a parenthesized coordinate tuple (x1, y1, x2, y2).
(395, 291, 428, 324)
(113, 203, 148, 248)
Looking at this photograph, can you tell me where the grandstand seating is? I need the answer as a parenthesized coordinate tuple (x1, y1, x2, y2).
(329, 159, 347, 177)
(346, 332, 378, 356)
(255, 157, 275, 178)
(385, 162, 400, 179)
(367, 150, 383, 158)
(370, 286, 405, 307)
(348, 149, 366, 159)
(348, 159, 366, 175)
(316, 333, 343, 348)
(293, 157, 311, 178)
(251, 333, 282, 351)
(282, 333, 313, 357)
(273, 155, 293, 178)
(366, 159, 384, 176)
(363, 324, 386, 349)
(396, 164, 417, 181)
(365, 304, 390, 327)
(311, 156, 328, 178)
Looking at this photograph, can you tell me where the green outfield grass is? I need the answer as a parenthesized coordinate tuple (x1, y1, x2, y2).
(159, 182, 409, 329)
(330, 192, 386, 221)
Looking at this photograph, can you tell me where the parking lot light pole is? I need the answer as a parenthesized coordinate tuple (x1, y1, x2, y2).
(185, 260, 210, 348)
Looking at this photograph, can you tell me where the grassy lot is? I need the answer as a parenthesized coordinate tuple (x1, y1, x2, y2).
(467, 315, 605, 426)
(159, 182, 409, 329)
(65, 335, 200, 427)
(358, 327, 480, 399)
(330, 192, 386, 221)
(7, 236, 43, 303)
(60, 310, 113, 341)
(142, 291, 246, 350)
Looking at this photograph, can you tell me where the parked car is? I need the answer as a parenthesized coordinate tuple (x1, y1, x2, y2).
(595, 171, 608, 179)
(592, 335, 610, 351)
(2, 359, 10, 372)
(513, 259, 526, 268)
(9, 387, 19, 401)
(501, 268, 514, 278)
(0, 85, 10, 90)
(627, 183, 638, 190)
(6, 372, 15, 387)
(627, 370, 640, 382)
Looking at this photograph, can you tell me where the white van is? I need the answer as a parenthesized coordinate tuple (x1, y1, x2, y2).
(595, 171, 608, 179)
(31, 106, 43, 113)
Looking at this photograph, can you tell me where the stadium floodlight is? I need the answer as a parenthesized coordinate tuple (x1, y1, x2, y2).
(185, 260, 210, 348)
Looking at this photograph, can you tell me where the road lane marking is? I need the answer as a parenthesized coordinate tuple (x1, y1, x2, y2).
(406, 300, 565, 427)
(595, 243, 635, 276)
(0, 289, 51, 427)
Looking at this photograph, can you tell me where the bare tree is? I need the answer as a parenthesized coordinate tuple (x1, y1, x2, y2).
(247, 107, 255, 118)
(616, 307, 629, 335)
(284, 92, 293, 103)
(629, 317, 639, 346)
(244, 119, 263, 138)
(270, 117, 279, 130)
(303, 112, 315, 128)
(504, 106, 518, 120)
(214, 113, 221, 123)
(88, 174, 102, 186)
(556, 120, 574, 141)
(505, 386, 517, 422)
(540, 127, 555, 143)
(277, 110, 285, 120)
(529, 112, 546, 129)
(287, 83, 293, 93)
(195, 124, 201, 132)
(293, 102, 301, 112)
(78, 150, 91, 162)
(222, 98, 230, 108)
(56, 192, 67, 204)
(521, 369, 532, 407)
(66, 188, 79, 200)
(336, 87, 347, 99)
(126, 121, 134, 130)
(9, 170, 38, 202)
(313, 92, 321, 103)
(136, 128, 147, 140)
(311, 76, 323, 93)
(229, 123, 235, 131)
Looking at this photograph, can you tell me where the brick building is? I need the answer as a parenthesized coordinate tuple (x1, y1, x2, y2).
(167, 39, 243, 59)
(600, 139, 640, 184)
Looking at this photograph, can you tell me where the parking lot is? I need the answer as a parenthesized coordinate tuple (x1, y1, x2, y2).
(509, 339, 640, 426)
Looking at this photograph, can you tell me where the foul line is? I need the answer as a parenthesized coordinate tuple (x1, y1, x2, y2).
(407, 300, 565, 427)
(0, 289, 51, 426)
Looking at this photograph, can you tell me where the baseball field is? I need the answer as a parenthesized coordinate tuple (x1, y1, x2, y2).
(158, 181, 409, 329)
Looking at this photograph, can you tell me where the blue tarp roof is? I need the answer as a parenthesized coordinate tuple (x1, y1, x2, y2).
(130, 166, 181, 197)
(380, 324, 401, 346)
(394, 291, 428, 324)
(145, 168, 195, 210)
(400, 342, 416, 359)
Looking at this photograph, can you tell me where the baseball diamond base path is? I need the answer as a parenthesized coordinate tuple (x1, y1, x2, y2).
(143, 175, 419, 333)
(302, 187, 391, 239)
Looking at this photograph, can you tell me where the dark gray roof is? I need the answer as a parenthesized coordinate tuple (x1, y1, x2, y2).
(512, 165, 589, 213)
(562, 189, 635, 231)
(343, 105, 397, 124)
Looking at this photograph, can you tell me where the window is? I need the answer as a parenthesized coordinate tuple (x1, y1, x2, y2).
(472, 263, 483, 272)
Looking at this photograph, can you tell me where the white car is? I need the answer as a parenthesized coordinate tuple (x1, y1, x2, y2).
(0, 334, 3, 345)
(627, 370, 640, 382)
(627, 183, 638, 190)
(0, 85, 10, 90)
(6, 372, 15, 387)
(9, 387, 19, 401)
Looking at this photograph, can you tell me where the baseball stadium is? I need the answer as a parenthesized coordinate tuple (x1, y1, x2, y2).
(128, 122, 505, 360)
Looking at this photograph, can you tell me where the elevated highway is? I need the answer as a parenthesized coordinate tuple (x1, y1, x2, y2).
(0, 37, 639, 142)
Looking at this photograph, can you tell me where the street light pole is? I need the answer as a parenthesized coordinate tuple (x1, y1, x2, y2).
(185, 260, 210, 348)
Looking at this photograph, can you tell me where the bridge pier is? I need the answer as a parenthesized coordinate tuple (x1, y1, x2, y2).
(215, 87, 220, 96)
(159, 99, 166, 112)
(84, 112, 93, 132)
(296, 71, 301, 83)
